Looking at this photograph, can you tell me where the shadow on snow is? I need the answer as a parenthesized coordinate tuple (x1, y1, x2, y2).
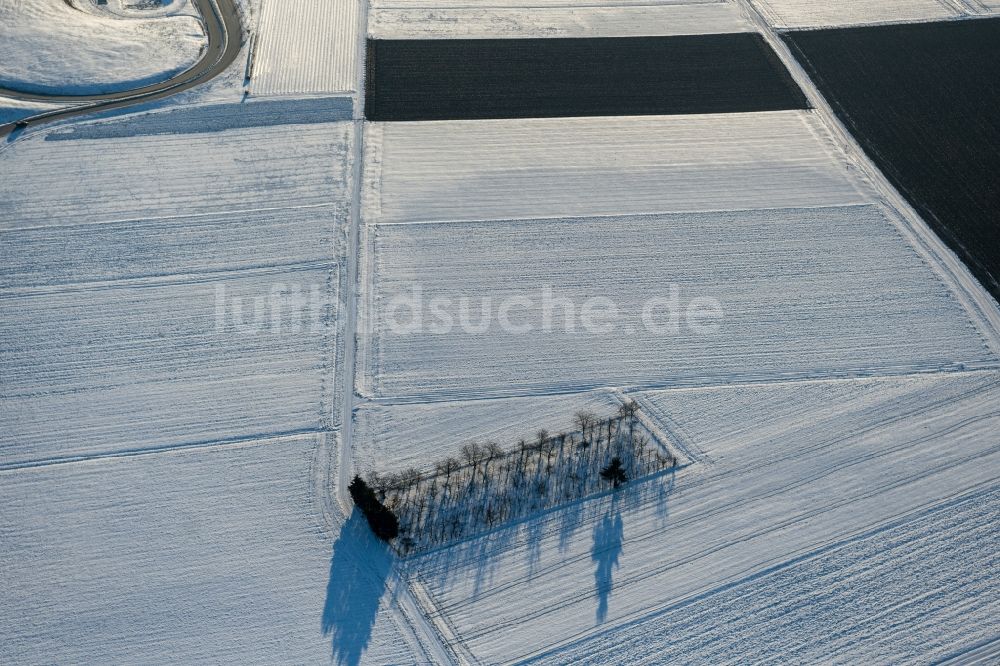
(322, 509, 392, 666)
(592, 502, 624, 624)
(409, 467, 677, 625)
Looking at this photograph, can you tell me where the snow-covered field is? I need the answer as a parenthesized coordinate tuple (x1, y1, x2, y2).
(0, 117, 373, 657)
(370, 2, 751, 39)
(405, 371, 1000, 662)
(361, 203, 996, 400)
(0, 123, 350, 229)
(362, 112, 871, 223)
(0, 0, 205, 94)
(251, 0, 359, 96)
(353, 391, 625, 475)
(0, 98, 60, 125)
(540, 478, 1000, 664)
(1, 266, 335, 466)
(0, 122, 351, 469)
(351, 25, 1000, 660)
(3, 0, 1000, 662)
(0, 434, 424, 663)
(750, 0, 958, 27)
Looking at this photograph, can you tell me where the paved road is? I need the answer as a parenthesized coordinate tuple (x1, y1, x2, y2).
(0, 0, 243, 138)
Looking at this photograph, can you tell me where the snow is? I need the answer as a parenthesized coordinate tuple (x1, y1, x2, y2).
(540, 480, 1000, 664)
(363, 112, 871, 224)
(360, 205, 996, 400)
(632, 371, 1000, 462)
(0, 123, 352, 230)
(1, 207, 344, 287)
(751, 0, 958, 28)
(405, 371, 1000, 662)
(1, 267, 335, 467)
(0, 97, 59, 124)
(0, 0, 206, 95)
(4, 1, 1000, 661)
(0, 434, 424, 664)
(353, 391, 625, 475)
(369, 3, 752, 40)
(0, 114, 425, 663)
(251, 0, 360, 96)
(0, 123, 352, 467)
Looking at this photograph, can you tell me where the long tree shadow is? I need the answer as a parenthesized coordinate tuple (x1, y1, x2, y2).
(322, 509, 393, 666)
(415, 466, 676, 597)
(591, 501, 624, 624)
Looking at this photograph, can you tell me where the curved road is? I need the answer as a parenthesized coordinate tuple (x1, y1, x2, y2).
(0, 0, 243, 138)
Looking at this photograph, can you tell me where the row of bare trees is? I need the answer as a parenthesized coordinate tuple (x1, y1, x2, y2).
(364, 401, 676, 554)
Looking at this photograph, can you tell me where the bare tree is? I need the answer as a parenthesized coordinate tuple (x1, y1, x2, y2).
(575, 411, 596, 443)
(370, 403, 679, 553)
(438, 456, 461, 492)
(618, 400, 639, 420)
(535, 429, 549, 474)
(483, 442, 504, 484)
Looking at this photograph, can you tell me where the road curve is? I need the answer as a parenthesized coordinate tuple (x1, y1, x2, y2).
(0, 0, 243, 138)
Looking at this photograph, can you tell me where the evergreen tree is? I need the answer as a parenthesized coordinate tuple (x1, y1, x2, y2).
(600, 457, 628, 488)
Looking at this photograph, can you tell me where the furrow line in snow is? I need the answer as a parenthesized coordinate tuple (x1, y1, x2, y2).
(739, 0, 1000, 356)
(417, 393, 1000, 602)
(511, 478, 1000, 664)
(0, 201, 336, 234)
(481, 446, 1000, 655)
(0, 428, 325, 472)
(364, 362, 1000, 406)
(430, 422, 1000, 627)
(938, 635, 1000, 665)
(0, 259, 338, 296)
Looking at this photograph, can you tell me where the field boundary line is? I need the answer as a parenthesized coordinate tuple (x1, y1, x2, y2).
(374, 1, 730, 9)
(332, 0, 371, 513)
(740, 0, 1000, 358)
(325, 0, 455, 659)
(0, 201, 338, 234)
(609, 387, 702, 465)
(0, 428, 325, 472)
(365, 200, 877, 227)
(405, 571, 471, 665)
(365, 361, 1000, 405)
(624, 391, 710, 464)
(0, 259, 338, 296)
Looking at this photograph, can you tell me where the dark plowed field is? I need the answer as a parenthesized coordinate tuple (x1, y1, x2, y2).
(785, 19, 1000, 303)
(365, 34, 808, 121)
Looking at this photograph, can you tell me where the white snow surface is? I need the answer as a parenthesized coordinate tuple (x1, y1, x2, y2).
(0, 123, 351, 230)
(369, 2, 752, 39)
(363, 112, 872, 224)
(751, 0, 958, 27)
(1, 267, 335, 466)
(0, 97, 60, 124)
(360, 205, 996, 400)
(540, 478, 1000, 664)
(354, 391, 625, 475)
(0, 0, 206, 95)
(251, 0, 359, 96)
(406, 371, 1000, 662)
(0, 124, 351, 466)
(0, 435, 423, 664)
(4, 2, 1000, 661)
